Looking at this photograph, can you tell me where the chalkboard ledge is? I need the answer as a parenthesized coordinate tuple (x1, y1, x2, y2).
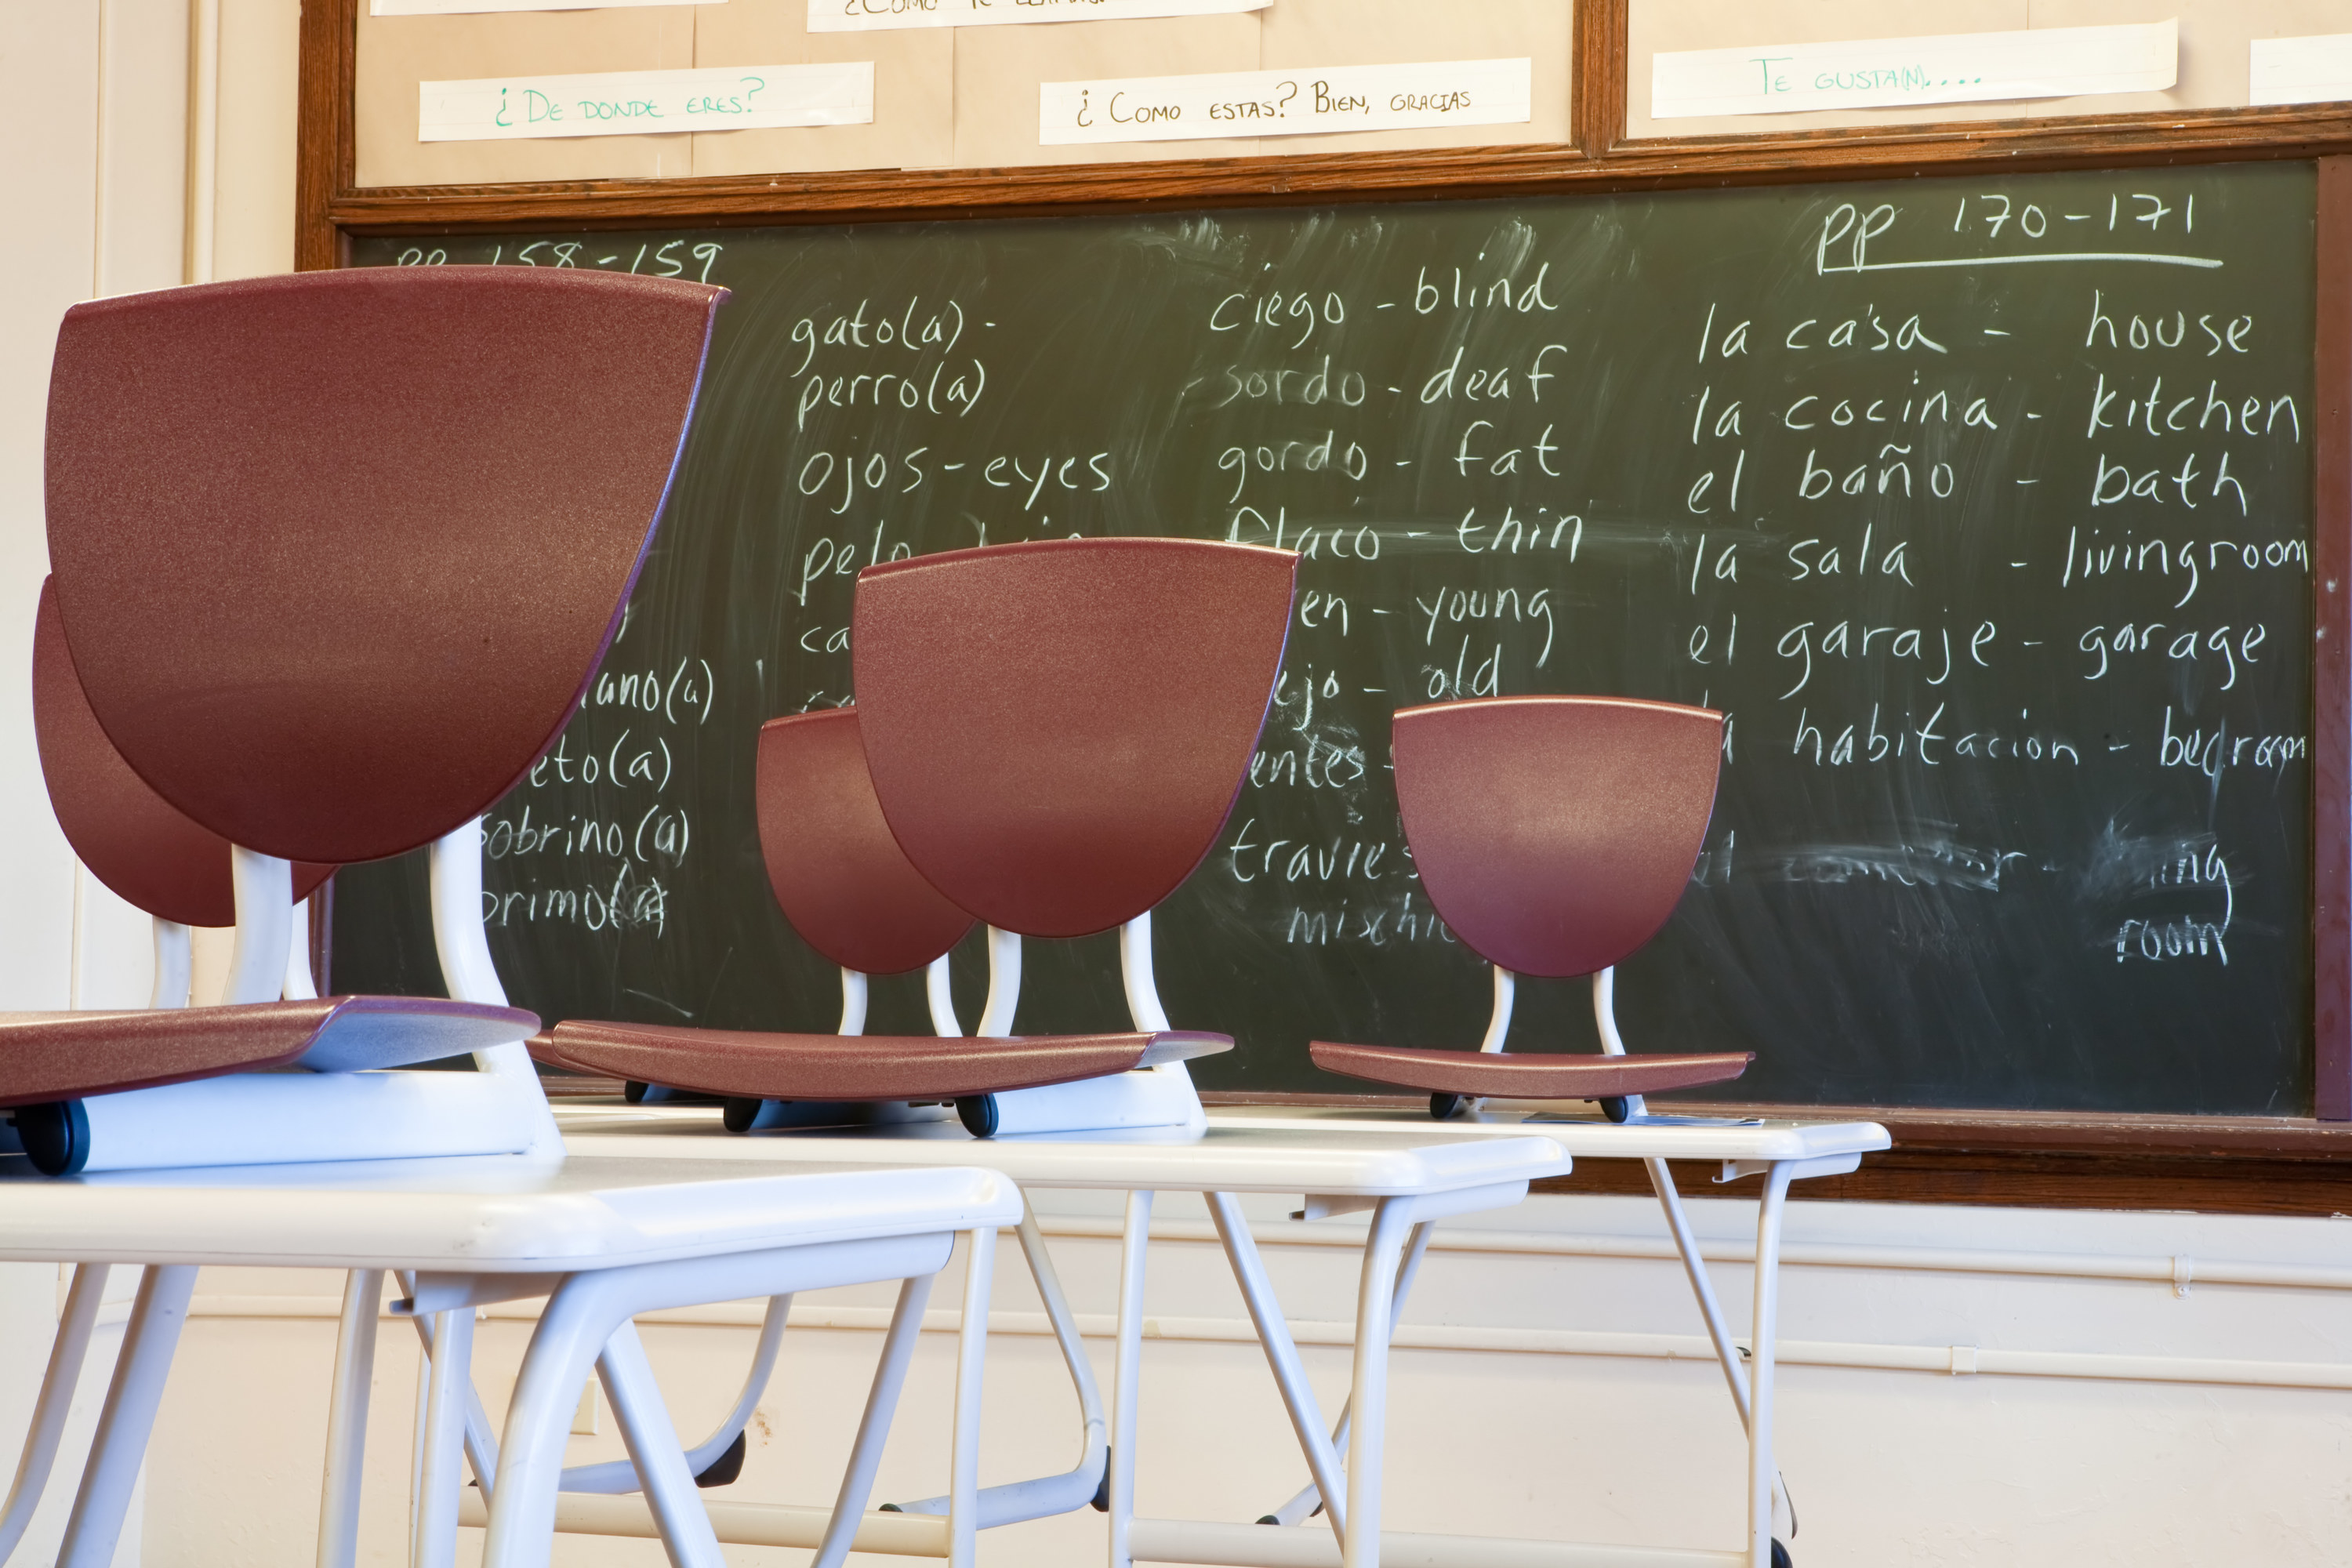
(1201, 1094, 2352, 1218)
(531, 1077, 2352, 1216)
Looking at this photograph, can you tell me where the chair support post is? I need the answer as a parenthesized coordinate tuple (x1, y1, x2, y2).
(149, 920, 191, 1010)
(224, 847, 294, 1007)
(1119, 913, 1171, 1033)
(430, 819, 561, 1159)
(285, 897, 318, 1000)
(837, 969, 869, 1036)
(1592, 967, 1647, 1118)
(978, 927, 1022, 1037)
(924, 954, 962, 1036)
(1478, 966, 1515, 1053)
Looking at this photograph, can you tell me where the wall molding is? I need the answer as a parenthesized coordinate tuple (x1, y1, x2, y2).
(183, 1215, 2352, 1396)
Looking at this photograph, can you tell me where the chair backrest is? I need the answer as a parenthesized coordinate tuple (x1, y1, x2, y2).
(43, 267, 725, 866)
(1391, 696, 1723, 979)
(851, 538, 1295, 939)
(33, 579, 335, 928)
(757, 707, 974, 975)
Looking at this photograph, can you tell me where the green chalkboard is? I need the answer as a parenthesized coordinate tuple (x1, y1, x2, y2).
(339, 161, 2318, 1114)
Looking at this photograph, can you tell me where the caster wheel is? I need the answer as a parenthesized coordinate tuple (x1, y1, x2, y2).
(623, 1080, 650, 1104)
(1773, 1541, 1793, 1568)
(1429, 1092, 1466, 1120)
(18, 1101, 91, 1177)
(956, 1094, 1000, 1138)
(1599, 1095, 1632, 1123)
(720, 1097, 766, 1133)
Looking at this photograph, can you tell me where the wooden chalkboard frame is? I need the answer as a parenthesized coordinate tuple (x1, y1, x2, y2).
(297, 0, 2352, 1211)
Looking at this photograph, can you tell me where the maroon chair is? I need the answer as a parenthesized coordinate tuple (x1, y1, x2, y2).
(10, 265, 725, 1176)
(852, 536, 1296, 1136)
(552, 538, 1294, 1139)
(543, 703, 1215, 1124)
(33, 578, 336, 1007)
(1310, 695, 1752, 1119)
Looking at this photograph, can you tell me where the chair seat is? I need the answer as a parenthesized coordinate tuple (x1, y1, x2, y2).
(1308, 1041, 1754, 1099)
(540, 1021, 1232, 1102)
(0, 996, 540, 1107)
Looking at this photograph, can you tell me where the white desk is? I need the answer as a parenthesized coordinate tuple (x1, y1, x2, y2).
(554, 1103, 1888, 1568)
(1210, 1104, 1893, 1568)
(552, 1106, 1572, 1568)
(0, 1152, 1018, 1568)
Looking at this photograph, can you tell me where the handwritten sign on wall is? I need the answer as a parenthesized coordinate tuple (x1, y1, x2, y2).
(419, 64, 873, 141)
(375, 0, 702, 13)
(811, 0, 1263, 32)
(1652, 20, 2177, 120)
(2250, 34, 2352, 107)
(1040, 57, 1530, 146)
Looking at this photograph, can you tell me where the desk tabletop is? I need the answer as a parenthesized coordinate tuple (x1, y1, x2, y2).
(551, 1105, 1572, 1194)
(1206, 1105, 1893, 1161)
(0, 1152, 1018, 1271)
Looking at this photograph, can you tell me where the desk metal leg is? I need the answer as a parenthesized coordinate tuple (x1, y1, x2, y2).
(890, 1200, 1108, 1526)
(1108, 1189, 1154, 1568)
(1207, 1191, 1347, 1542)
(1251, 1218, 1436, 1532)
(1645, 1158, 1751, 1426)
(57, 1263, 197, 1568)
(484, 1273, 725, 1568)
(1748, 1164, 1796, 1568)
(596, 1321, 725, 1568)
(1340, 1200, 1414, 1568)
(0, 1262, 111, 1564)
(947, 1225, 996, 1568)
(559, 1294, 793, 1496)
(810, 1274, 934, 1568)
(317, 1269, 383, 1568)
(412, 1307, 475, 1568)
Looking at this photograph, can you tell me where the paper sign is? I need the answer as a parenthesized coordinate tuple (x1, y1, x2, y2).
(419, 64, 873, 141)
(1651, 20, 2177, 120)
(376, 0, 702, 13)
(2249, 34, 2352, 107)
(1040, 58, 1530, 145)
(812, 0, 1262, 32)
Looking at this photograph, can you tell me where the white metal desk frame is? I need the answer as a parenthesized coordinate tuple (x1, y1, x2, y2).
(552, 914, 1573, 1568)
(0, 1155, 1014, 1568)
(1211, 966, 1891, 1568)
(555, 1105, 1566, 1568)
(564, 951, 1888, 1568)
(0, 825, 1017, 1568)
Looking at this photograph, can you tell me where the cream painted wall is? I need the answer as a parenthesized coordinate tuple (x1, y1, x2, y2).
(145, 1188, 2352, 1567)
(1, 0, 212, 1558)
(9, 6, 2352, 1567)
(0, 0, 106, 1546)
